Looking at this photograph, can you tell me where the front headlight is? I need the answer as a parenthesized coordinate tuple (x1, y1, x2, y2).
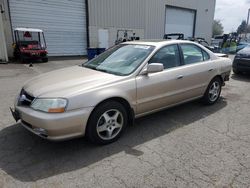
(31, 98, 68, 113)
(235, 54, 243, 59)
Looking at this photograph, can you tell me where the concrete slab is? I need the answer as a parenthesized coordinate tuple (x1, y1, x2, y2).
(0, 59, 250, 187)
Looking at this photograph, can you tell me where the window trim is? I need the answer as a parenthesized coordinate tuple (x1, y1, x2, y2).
(148, 44, 182, 70)
(201, 49, 210, 61)
(179, 43, 211, 66)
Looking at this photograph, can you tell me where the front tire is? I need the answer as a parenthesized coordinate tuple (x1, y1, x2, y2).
(202, 77, 222, 105)
(42, 57, 48, 63)
(233, 68, 241, 75)
(86, 101, 128, 145)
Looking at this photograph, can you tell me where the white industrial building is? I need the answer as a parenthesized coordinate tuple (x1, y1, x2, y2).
(0, 0, 216, 61)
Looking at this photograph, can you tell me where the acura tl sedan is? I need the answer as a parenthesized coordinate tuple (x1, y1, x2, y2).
(11, 40, 232, 144)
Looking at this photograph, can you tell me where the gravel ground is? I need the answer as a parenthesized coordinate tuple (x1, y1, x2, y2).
(0, 57, 249, 188)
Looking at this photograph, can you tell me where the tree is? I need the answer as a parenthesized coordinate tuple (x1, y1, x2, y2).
(237, 20, 248, 34)
(213, 20, 224, 37)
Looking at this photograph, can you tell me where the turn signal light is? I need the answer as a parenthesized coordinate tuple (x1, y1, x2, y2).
(48, 108, 65, 113)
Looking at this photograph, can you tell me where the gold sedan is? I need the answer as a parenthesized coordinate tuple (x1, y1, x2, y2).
(11, 40, 232, 144)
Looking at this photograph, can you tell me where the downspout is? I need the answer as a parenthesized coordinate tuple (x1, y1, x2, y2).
(85, 0, 90, 48)
(0, 4, 8, 63)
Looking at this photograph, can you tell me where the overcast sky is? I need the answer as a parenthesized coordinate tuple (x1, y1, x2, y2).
(215, 0, 250, 33)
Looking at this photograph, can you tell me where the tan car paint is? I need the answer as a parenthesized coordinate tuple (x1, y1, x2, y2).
(15, 40, 232, 140)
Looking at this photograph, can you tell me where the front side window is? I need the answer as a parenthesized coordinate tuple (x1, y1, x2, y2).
(83, 44, 155, 76)
(149, 44, 181, 69)
(181, 44, 204, 65)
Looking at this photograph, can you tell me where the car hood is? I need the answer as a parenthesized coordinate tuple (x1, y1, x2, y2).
(238, 47, 250, 55)
(23, 66, 122, 97)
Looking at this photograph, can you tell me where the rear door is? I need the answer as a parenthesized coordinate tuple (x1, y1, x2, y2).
(178, 43, 215, 99)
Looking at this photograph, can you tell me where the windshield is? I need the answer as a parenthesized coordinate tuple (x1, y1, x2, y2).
(82, 44, 155, 76)
(15, 31, 46, 49)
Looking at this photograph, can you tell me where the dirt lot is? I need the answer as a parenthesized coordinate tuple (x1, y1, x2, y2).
(0, 58, 250, 188)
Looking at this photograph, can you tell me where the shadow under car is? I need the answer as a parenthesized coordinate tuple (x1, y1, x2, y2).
(0, 98, 227, 182)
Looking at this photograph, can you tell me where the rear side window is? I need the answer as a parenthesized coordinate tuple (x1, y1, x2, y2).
(149, 44, 181, 69)
(181, 44, 203, 65)
(181, 44, 210, 65)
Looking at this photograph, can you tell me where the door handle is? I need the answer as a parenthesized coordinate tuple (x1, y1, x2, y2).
(208, 69, 214, 72)
(177, 75, 184, 79)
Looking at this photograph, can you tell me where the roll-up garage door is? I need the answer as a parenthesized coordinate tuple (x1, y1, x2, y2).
(165, 6, 196, 38)
(9, 0, 87, 56)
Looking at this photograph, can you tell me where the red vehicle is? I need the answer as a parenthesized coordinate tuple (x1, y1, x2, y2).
(13, 28, 48, 63)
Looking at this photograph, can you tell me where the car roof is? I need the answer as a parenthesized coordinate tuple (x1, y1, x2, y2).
(14, 28, 43, 32)
(123, 40, 198, 47)
(124, 39, 218, 60)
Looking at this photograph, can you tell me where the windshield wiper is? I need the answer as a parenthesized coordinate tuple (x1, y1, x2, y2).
(83, 65, 123, 76)
(96, 67, 108, 72)
(82, 65, 97, 70)
(97, 68, 124, 76)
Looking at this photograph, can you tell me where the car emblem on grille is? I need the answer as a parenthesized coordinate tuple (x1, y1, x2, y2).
(19, 94, 32, 103)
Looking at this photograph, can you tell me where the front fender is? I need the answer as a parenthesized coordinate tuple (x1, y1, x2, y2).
(66, 78, 137, 111)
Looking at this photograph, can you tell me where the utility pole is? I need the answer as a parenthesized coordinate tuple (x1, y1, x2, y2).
(245, 8, 250, 39)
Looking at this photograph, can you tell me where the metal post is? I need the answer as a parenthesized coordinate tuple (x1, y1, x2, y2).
(245, 8, 250, 39)
(0, 4, 8, 63)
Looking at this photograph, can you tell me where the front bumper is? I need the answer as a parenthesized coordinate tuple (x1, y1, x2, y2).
(12, 106, 94, 141)
(233, 58, 250, 72)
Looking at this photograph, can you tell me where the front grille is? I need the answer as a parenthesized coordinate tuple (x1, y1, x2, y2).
(243, 55, 250, 58)
(238, 62, 250, 68)
(17, 89, 35, 106)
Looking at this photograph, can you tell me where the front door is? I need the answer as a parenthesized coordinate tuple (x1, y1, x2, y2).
(136, 44, 185, 115)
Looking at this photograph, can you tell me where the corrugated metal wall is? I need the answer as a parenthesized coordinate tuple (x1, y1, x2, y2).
(89, 0, 216, 43)
(89, 0, 146, 29)
(9, 0, 87, 56)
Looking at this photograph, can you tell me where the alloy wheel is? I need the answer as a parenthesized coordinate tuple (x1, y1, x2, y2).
(96, 109, 124, 140)
(208, 81, 221, 102)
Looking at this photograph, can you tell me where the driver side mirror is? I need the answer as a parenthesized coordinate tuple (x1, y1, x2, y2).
(140, 63, 164, 75)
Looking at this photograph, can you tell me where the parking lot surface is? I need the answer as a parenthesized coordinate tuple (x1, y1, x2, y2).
(0, 58, 250, 188)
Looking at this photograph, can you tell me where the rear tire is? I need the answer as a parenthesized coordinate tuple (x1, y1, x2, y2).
(42, 57, 48, 63)
(13, 51, 19, 61)
(86, 101, 128, 145)
(202, 77, 222, 105)
(20, 55, 26, 63)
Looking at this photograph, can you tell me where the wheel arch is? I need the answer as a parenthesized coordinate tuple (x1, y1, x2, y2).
(86, 97, 135, 132)
(203, 75, 224, 96)
(213, 75, 224, 84)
